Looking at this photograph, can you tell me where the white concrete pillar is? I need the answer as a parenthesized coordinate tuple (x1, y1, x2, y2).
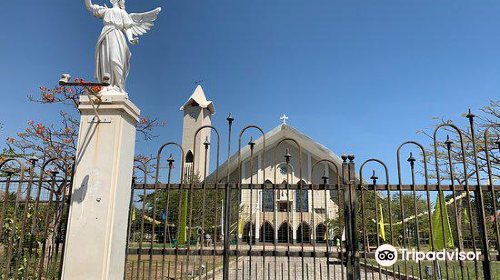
(61, 95, 140, 280)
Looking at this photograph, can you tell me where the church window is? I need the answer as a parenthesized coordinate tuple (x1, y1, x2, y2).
(316, 223, 327, 243)
(277, 222, 292, 244)
(185, 150, 194, 163)
(295, 180, 309, 212)
(262, 180, 274, 212)
(297, 222, 311, 243)
(279, 165, 288, 175)
(260, 222, 274, 243)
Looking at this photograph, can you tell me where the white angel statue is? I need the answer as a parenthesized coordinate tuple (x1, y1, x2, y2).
(84, 0, 161, 95)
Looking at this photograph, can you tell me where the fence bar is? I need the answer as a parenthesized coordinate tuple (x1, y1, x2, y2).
(467, 111, 492, 280)
(119, 117, 499, 280)
(222, 114, 234, 280)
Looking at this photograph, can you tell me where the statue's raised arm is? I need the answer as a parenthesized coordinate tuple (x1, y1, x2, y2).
(84, 0, 93, 11)
(84, 0, 161, 96)
(84, 0, 106, 18)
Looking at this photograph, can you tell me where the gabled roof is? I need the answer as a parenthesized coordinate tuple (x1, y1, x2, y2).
(206, 124, 344, 182)
(180, 85, 215, 114)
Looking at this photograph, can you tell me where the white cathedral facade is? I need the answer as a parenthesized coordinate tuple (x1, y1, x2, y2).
(180, 85, 342, 244)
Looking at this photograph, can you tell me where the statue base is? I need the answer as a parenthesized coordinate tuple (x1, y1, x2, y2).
(99, 86, 129, 98)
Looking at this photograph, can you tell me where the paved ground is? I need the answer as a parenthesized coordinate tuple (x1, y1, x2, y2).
(212, 256, 394, 280)
(125, 244, 401, 279)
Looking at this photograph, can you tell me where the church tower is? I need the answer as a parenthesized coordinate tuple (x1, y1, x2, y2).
(180, 85, 215, 181)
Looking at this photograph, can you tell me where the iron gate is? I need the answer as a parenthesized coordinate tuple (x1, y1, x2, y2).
(0, 157, 73, 280)
(125, 112, 499, 280)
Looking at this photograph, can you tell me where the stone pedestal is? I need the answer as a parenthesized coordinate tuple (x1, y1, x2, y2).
(61, 95, 140, 280)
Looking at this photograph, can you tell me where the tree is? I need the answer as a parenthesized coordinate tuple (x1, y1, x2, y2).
(132, 169, 243, 247)
(390, 193, 431, 247)
(3, 80, 165, 167)
(417, 100, 498, 186)
(417, 100, 499, 249)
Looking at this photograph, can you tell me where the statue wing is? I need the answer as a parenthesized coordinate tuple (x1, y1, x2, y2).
(129, 8, 162, 36)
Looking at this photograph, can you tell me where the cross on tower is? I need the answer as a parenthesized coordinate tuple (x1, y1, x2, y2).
(280, 114, 289, 125)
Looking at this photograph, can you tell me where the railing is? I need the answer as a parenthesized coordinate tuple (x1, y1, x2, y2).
(0, 157, 73, 280)
(125, 181, 500, 280)
(123, 111, 499, 280)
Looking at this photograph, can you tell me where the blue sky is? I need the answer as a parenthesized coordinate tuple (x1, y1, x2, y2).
(0, 0, 499, 183)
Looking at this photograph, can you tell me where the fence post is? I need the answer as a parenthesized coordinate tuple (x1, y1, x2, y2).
(223, 183, 231, 280)
(222, 113, 234, 280)
(61, 94, 140, 280)
(342, 154, 360, 280)
(348, 155, 361, 279)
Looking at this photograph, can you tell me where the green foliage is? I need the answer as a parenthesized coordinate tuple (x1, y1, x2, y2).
(357, 190, 431, 247)
(131, 173, 242, 246)
(0, 192, 63, 279)
(417, 100, 499, 250)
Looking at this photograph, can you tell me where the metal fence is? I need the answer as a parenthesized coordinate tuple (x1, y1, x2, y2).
(0, 157, 73, 280)
(124, 113, 499, 280)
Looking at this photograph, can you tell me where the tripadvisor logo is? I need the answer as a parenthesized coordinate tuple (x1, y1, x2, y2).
(375, 244, 481, 267)
(401, 248, 481, 263)
(375, 244, 398, 266)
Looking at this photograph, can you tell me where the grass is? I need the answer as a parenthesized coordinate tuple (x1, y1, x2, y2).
(363, 258, 500, 279)
(124, 254, 225, 280)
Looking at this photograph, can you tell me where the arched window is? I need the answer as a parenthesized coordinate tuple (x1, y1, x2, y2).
(262, 180, 274, 212)
(297, 222, 311, 243)
(316, 223, 327, 243)
(185, 150, 194, 163)
(260, 221, 274, 243)
(295, 180, 308, 212)
(277, 222, 293, 244)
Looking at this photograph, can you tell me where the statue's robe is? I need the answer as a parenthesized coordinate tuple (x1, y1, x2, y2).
(90, 5, 133, 92)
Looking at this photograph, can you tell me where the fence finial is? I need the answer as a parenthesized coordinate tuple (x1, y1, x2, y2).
(348, 154, 355, 162)
(226, 112, 234, 124)
(466, 108, 475, 119)
(341, 154, 348, 162)
(445, 135, 453, 150)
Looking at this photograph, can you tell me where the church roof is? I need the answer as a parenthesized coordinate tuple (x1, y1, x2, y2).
(206, 123, 345, 182)
(180, 85, 215, 114)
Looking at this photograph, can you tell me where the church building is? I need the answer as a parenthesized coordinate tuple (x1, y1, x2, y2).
(180, 85, 343, 244)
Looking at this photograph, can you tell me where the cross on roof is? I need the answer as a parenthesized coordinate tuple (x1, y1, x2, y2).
(280, 114, 289, 125)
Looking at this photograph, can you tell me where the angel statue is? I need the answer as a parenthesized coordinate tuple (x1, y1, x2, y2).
(84, 0, 161, 95)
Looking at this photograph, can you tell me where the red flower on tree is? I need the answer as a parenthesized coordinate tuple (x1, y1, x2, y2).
(89, 86, 102, 94)
(5, 79, 166, 169)
(42, 93, 55, 103)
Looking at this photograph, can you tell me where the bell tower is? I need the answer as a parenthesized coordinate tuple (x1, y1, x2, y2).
(180, 85, 215, 181)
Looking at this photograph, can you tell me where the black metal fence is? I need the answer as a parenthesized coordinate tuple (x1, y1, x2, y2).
(0, 157, 73, 280)
(124, 112, 499, 280)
